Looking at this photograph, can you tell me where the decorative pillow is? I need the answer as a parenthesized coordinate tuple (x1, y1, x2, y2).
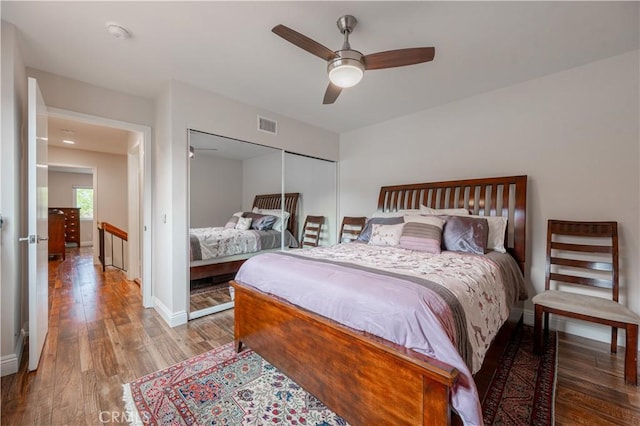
(368, 223, 404, 247)
(459, 215, 508, 253)
(357, 216, 404, 242)
(399, 215, 445, 253)
(252, 215, 277, 231)
(420, 205, 470, 216)
(252, 207, 290, 232)
(224, 216, 239, 229)
(235, 217, 252, 230)
(432, 209, 508, 253)
(440, 216, 489, 254)
(242, 212, 278, 231)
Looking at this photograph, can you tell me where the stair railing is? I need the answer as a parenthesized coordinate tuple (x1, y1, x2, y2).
(98, 222, 128, 272)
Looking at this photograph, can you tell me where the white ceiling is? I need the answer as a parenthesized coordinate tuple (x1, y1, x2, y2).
(48, 116, 132, 155)
(3, 1, 638, 134)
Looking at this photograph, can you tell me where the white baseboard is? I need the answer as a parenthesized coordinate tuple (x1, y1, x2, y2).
(153, 296, 188, 327)
(523, 308, 640, 351)
(80, 241, 93, 247)
(0, 329, 25, 377)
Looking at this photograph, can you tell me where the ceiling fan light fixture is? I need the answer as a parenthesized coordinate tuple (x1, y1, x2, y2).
(327, 53, 365, 88)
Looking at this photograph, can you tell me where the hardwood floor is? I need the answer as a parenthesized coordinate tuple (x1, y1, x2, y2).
(1, 247, 638, 425)
(190, 282, 233, 312)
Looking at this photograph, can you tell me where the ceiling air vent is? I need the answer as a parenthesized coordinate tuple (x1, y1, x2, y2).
(258, 116, 277, 135)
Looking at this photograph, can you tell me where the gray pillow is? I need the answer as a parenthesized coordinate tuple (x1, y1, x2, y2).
(243, 212, 277, 231)
(357, 216, 404, 242)
(441, 215, 489, 254)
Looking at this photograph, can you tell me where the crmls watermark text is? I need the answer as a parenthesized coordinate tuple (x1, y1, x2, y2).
(98, 411, 150, 424)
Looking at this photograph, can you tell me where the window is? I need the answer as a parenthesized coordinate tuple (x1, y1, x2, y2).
(74, 186, 94, 220)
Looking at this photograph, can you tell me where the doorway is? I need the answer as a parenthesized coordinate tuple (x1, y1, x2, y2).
(46, 108, 152, 307)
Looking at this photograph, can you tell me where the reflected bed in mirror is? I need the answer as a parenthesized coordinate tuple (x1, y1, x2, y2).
(190, 192, 300, 280)
(188, 129, 294, 319)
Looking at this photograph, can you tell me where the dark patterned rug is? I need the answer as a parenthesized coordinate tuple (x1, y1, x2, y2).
(123, 325, 556, 425)
(482, 325, 557, 425)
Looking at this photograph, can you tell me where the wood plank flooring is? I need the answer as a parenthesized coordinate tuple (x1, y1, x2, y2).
(1, 247, 639, 425)
(190, 283, 233, 312)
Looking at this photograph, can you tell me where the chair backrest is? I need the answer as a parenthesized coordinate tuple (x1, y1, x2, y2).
(545, 220, 619, 301)
(301, 215, 324, 248)
(339, 216, 367, 243)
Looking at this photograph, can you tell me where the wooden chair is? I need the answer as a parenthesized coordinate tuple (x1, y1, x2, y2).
(301, 215, 324, 248)
(339, 216, 367, 243)
(533, 220, 639, 385)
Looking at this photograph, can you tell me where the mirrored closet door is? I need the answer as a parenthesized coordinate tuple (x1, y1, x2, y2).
(284, 152, 337, 247)
(188, 130, 283, 319)
(187, 132, 338, 320)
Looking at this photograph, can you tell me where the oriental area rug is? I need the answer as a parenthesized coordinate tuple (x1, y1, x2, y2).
(123, 325, 557, 426)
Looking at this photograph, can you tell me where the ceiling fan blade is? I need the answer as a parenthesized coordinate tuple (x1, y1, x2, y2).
(272, 24, 338, 62)
(363, 47, 435, 70)
(323, 83, 342, 104)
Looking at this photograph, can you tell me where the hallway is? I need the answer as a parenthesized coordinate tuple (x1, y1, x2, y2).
(1, 247, 234, 424)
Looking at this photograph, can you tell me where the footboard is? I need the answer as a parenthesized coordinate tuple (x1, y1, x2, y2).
(231, 280, 460, 426)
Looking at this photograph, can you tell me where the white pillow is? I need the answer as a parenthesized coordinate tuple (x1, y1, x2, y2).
(420, 205, 470, 216)
(371, 209, 420, 219)
(403, 214, 446, 227)
(252, 207, 290, 232)
(232, 211, 243, 217)
(368, 223, 404, 247)
(235, 217, 252, 230)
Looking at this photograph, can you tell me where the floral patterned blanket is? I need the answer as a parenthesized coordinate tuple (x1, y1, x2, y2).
(189, 227, 261, 261)
(235, 243, 525, 426)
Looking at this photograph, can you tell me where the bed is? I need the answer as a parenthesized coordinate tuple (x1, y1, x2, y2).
(231, 175, 527, 426)
(189, 192, 300, 281)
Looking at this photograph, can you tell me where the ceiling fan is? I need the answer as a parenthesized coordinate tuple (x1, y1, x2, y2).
(272, 15, 435, 104)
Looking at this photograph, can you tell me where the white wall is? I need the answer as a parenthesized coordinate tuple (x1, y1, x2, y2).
(48, 148, 128, 230)
(190, 154, 243, 228)
(151, 80, 339, 326)
(151, 85, 175, 322)
(242, 151, 283, 211)
(27, 69, 154, 127)
(48, 170, 93, 245)
(339, 51, 640, 347)
(0, 21, 28, 376)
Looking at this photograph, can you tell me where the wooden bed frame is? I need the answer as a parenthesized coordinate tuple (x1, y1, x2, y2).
(232, 176, 527, 426)
(190, 192, 300, 281)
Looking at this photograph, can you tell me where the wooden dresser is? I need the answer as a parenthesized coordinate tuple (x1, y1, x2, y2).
(51, 207, 81, 246)
(48, 209, 66, 259)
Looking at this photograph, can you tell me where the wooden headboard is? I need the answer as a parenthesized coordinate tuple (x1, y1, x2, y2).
(252, 192, 300, 241)
(378, 176, 527, 273)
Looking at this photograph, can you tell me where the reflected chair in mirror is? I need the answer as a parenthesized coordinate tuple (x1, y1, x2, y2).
(533, 220, 639, 385)
(339, 216, 367, 243)
(301, 215, 324, 248)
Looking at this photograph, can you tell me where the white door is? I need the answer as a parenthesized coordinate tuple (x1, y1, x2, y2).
(26, 77, 49, 371)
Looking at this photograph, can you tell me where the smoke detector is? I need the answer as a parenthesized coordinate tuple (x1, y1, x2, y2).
(106, 22, 132, 39)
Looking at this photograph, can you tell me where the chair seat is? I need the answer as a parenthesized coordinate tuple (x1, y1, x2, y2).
(533, 290, 640, 325)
